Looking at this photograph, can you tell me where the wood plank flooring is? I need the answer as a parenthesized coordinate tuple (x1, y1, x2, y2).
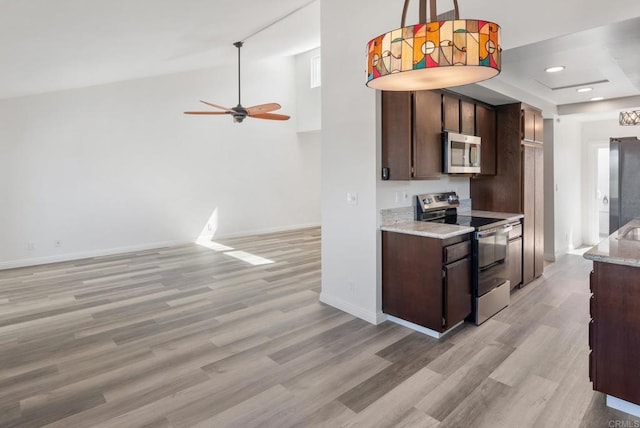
(0, 227, 639, 427)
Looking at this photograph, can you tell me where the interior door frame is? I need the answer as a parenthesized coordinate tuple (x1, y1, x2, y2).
(584, 139, 610, 245)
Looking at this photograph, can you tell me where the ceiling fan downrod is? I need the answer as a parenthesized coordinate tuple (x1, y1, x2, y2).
(233, 41, 243, 107)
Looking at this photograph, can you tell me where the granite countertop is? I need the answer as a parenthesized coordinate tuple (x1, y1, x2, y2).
(380, 221, 474, 239)
(584, 219, 640, 267)
(380, 208, 523, 239)
(460, 210, 524, 223)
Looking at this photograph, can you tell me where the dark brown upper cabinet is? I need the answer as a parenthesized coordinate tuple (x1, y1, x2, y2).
(381, 90, 498, 180)
(522, 105, 544, 143)
(460, 99, 475, 135)
(442, 94, 474, 135)
(442, 93, 460, 132)
(381, 91, 413, 180)
(414, 90, 444, 179)
(475, 104, 497, 176)
(381, 90, 442, 180)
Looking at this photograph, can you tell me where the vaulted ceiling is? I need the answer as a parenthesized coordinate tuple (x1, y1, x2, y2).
(1, 0, 640, 113)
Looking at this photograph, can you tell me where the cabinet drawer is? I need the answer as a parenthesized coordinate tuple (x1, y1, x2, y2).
(590, 294, 596, 318)
(508, 223, 522, 239)
(589, 270, 594, 293)
(589, 350, 594, 382)
(444, 241, 471, 264)
(589, 319, 594, 350)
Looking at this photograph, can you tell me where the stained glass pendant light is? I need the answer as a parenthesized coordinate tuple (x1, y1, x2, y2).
(366, 0, 501, 91)
(619, 110, 640, 126)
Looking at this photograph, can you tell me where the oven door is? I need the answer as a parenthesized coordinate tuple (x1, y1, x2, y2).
(476, 224, 512, 296)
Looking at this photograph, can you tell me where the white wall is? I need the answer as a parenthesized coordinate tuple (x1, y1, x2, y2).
(295, 48, 321, 132)
(553, 116, 583, 256)
(0, 56, 321, 268)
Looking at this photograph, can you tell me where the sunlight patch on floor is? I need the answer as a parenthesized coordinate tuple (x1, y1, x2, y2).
(195, 239, 274, 266)
(224, 250, 275, 266)
(195, 239, 234, 252)
(567, 246, 592, 256)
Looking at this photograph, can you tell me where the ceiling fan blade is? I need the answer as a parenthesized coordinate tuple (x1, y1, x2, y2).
(199, 100, 233, 112)
(250, 112, 290, 121)
(184, 111, 230, 115)
(245, 103, 281, 115)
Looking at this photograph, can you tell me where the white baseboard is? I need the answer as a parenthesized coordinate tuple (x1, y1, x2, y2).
(607, 395, 640, 418)
(0, 224, 322, 271)
(0, 240, 188, 270)
(319, 292, 384, 325)
(385, 315, 462, 339)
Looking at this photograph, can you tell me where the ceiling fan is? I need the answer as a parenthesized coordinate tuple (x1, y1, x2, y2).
(184, 41, 290, 123)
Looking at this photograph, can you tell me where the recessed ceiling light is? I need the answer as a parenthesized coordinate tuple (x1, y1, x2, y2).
(577, 87, 593, 93)
(591, 97, 605, 101)
(545, 66, 565, 73)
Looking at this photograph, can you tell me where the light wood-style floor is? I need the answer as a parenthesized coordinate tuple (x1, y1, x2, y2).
(1, 227, 639, 427)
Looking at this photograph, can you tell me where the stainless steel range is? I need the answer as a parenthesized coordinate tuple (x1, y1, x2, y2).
(415, 192, 511, 324)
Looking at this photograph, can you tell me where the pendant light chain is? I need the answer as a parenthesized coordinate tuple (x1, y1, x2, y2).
(401, 0, 460, 27)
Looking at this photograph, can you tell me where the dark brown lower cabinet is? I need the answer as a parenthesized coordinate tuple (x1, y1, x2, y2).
(508, 224, 523, 290)
(590, 261, 640, 405)
(382, 231, 471, 333)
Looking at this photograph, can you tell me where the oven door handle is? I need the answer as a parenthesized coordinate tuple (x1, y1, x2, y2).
(477, 224, 513, 238)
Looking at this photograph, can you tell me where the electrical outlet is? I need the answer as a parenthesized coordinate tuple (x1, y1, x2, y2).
(54, 240, 62, 248)
(27, 242, 35, 251)
(402, 191, 410, 202)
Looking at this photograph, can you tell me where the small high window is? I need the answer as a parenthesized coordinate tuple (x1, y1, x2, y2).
(310, 55, 321, 88)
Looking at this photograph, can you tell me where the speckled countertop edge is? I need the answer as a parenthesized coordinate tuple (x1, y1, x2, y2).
(379, 208, 523, 239)
(584, 219, 640, 267)
(380, 221, 474, 239)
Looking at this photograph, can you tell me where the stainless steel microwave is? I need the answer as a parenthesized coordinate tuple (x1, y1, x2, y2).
(443, 131, 481, 174)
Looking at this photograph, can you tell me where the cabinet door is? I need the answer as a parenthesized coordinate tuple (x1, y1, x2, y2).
(444, 257, 472, 328)
(476, 104, 496, 175)
(522, 108, 536, 141)
(591, 261, 640, 404)
(460, 99, 475, 135)
(414, 90, 443, 178)
(522, 145, 535, 285)
(534, 146, 544, 278)
(443, 93, 460, 132)
(508, 237, 522, 289)
(534, 111, 544, 143)
(382, 232, 444, 331)
(381, 91, 412, 180)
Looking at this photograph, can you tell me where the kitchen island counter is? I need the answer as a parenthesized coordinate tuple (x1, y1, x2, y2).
(584, 219, 640, 267)
(584, 218, 640, 418)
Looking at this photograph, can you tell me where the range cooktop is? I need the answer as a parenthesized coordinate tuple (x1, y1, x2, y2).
(428, 215, 507, 230)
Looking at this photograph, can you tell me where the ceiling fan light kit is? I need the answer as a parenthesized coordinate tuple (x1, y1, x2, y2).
(184, 41, 290, 123)
(366, 0, 501, 91)
(619, 110, 640, 126)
